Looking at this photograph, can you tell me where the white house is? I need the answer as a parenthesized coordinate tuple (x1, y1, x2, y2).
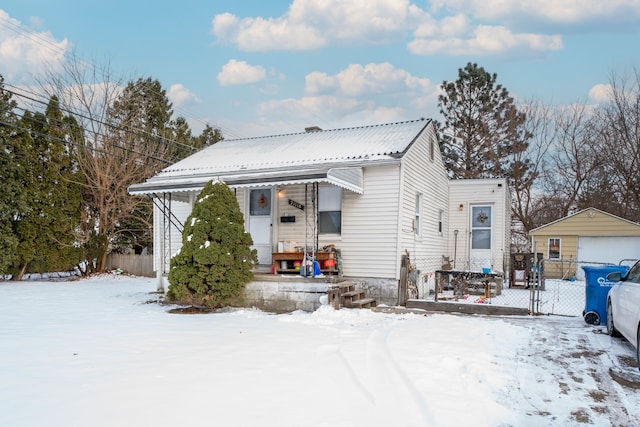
(129, 119, 511, 307)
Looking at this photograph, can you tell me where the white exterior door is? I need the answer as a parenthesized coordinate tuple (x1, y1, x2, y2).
(248, 188, 272, 265)
(470, 205, 493, 271)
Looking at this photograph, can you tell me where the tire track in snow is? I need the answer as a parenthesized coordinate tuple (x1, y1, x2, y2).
(316, 327, 434, 426)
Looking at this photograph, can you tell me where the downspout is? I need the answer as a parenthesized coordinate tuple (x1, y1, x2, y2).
(453, 229, 459, 269)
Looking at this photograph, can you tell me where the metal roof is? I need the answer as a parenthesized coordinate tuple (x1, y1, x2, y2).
(129, 119, 430, 195)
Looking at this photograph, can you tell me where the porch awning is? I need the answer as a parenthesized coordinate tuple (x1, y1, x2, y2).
(227, 167, 363, 194)
(128, 167, 363, 196)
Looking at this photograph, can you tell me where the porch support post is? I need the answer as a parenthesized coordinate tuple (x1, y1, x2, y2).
(158, 192, 172, 292)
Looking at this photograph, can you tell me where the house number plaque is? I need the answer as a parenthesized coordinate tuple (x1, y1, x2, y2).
(288, 199, 304, 210)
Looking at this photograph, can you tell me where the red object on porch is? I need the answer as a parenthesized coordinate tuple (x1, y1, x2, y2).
(324, 259, 335, 268)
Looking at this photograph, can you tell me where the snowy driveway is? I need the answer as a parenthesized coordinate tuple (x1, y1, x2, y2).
(0, 275, 639, 427)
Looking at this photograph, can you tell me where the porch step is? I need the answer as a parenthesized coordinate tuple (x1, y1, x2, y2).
(344, 297, 376, 309)
(327, 282, 376, 310)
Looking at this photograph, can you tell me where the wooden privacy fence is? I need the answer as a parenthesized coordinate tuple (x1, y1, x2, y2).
(106, 254, 154, 277)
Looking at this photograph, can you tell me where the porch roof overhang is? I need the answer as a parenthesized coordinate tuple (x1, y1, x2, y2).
(128, 166, 364, 198)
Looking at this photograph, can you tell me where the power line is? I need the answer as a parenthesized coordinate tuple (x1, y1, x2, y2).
(0, 118, 174, 165)
(0, 13, 245, 140)
(4, 84, 197, 162)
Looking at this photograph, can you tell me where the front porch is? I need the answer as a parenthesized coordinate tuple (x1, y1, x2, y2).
(246, 272, 396, 312)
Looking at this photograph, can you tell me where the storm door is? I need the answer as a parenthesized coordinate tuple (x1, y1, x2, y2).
(248, 188, 272, 265)
(470, 205, 492, 270)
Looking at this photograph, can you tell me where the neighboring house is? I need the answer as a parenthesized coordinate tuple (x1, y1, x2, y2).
(129, 119, 511, 306)
(529, 207, 640, 280)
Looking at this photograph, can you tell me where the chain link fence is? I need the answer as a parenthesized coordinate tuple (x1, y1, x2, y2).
(529, 258, 637, 316)
(405, 255, 638, 317)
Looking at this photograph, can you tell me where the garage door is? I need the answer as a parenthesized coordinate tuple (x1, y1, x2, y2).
(576, 236, 640, 279)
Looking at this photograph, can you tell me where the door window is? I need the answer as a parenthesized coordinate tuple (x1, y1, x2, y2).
(471, 206, 492, 250)
(250, 189, 271, 216)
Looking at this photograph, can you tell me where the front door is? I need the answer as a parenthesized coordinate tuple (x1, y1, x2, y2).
(470, 205, 492, 271)
(248, 188, 272, 265)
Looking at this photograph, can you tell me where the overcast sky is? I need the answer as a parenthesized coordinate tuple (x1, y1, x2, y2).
(1, 0, 639, 138)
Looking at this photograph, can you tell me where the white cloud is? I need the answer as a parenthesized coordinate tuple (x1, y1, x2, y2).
(212, 0, 420, 51)
(429, 0, 640, 26)
(305, 62, 431, 97)
(255, 62, 437, 129)
(258, 95, 367, 120)
(256, 94, 420, 132)
(589, 84, 614, 103)
(168, 83, 201, 107)
(217, 59, 267, 86)
(212, 0, 639, 57)
(0, 10, 70, 83)
(409, 25, 563, 56)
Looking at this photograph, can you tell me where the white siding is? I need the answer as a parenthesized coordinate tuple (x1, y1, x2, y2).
(399, 124, 450, 275)
(274, 184, 316, 248)
(448, 179, 510, 272)
(235, 187, 246, 214)
(266, 171, 403, 279)
(333, 165, 402, 278)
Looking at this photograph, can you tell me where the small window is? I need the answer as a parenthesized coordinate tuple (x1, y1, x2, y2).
(438, 209, 444, 234)
(429, 139, 434, 161)
(249, 189, 271, 215)
(319, 186, 341, 234)
(548, 238, 561, 259)
(415, 193, 422, 235)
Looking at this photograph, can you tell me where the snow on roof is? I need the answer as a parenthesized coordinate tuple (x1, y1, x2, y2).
(159, 118, 430, 178)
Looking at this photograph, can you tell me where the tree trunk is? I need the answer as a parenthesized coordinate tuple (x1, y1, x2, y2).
(11, 263, 29, 281)
(97, 244, 109, 272)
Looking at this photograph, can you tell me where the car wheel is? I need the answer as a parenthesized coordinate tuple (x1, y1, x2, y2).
(606, 301, 620, 337)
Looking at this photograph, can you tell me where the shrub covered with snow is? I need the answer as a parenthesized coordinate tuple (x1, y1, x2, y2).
(167, 181, 257, 307)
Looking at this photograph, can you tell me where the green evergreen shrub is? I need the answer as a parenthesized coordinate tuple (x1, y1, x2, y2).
(167, 181, 257, 307)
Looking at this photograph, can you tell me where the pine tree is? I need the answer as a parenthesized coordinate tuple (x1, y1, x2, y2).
(167, 181, 257, 307)
(11, 96, 84, 279)
(438, 62, 531, 180)
(0, 75, 22, 274)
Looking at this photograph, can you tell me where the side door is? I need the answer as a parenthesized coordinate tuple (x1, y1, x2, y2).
(469, 205, 492, 271)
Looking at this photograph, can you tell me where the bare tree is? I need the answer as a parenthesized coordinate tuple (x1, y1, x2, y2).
(37, 58, 174, 272)
(538, 103, 603, 218)
(511, 99, 555, 237)
(596, 69, 640, 222)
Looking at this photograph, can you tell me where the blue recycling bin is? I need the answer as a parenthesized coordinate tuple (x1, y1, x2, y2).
(581, 265, 630, 325)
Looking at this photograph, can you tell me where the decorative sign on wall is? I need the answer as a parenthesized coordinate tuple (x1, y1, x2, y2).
(288, 199, 304, 210)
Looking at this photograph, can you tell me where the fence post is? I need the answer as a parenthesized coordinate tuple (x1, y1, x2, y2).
(398, 254, 409, 306)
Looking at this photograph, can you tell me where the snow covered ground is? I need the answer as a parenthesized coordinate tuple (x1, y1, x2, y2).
(1, 275, 639, 427)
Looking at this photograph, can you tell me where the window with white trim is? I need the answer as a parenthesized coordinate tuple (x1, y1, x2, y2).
(438, 209, 444, 234)
(319, 186, 341, 234)
(548, 238, 561, 259)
